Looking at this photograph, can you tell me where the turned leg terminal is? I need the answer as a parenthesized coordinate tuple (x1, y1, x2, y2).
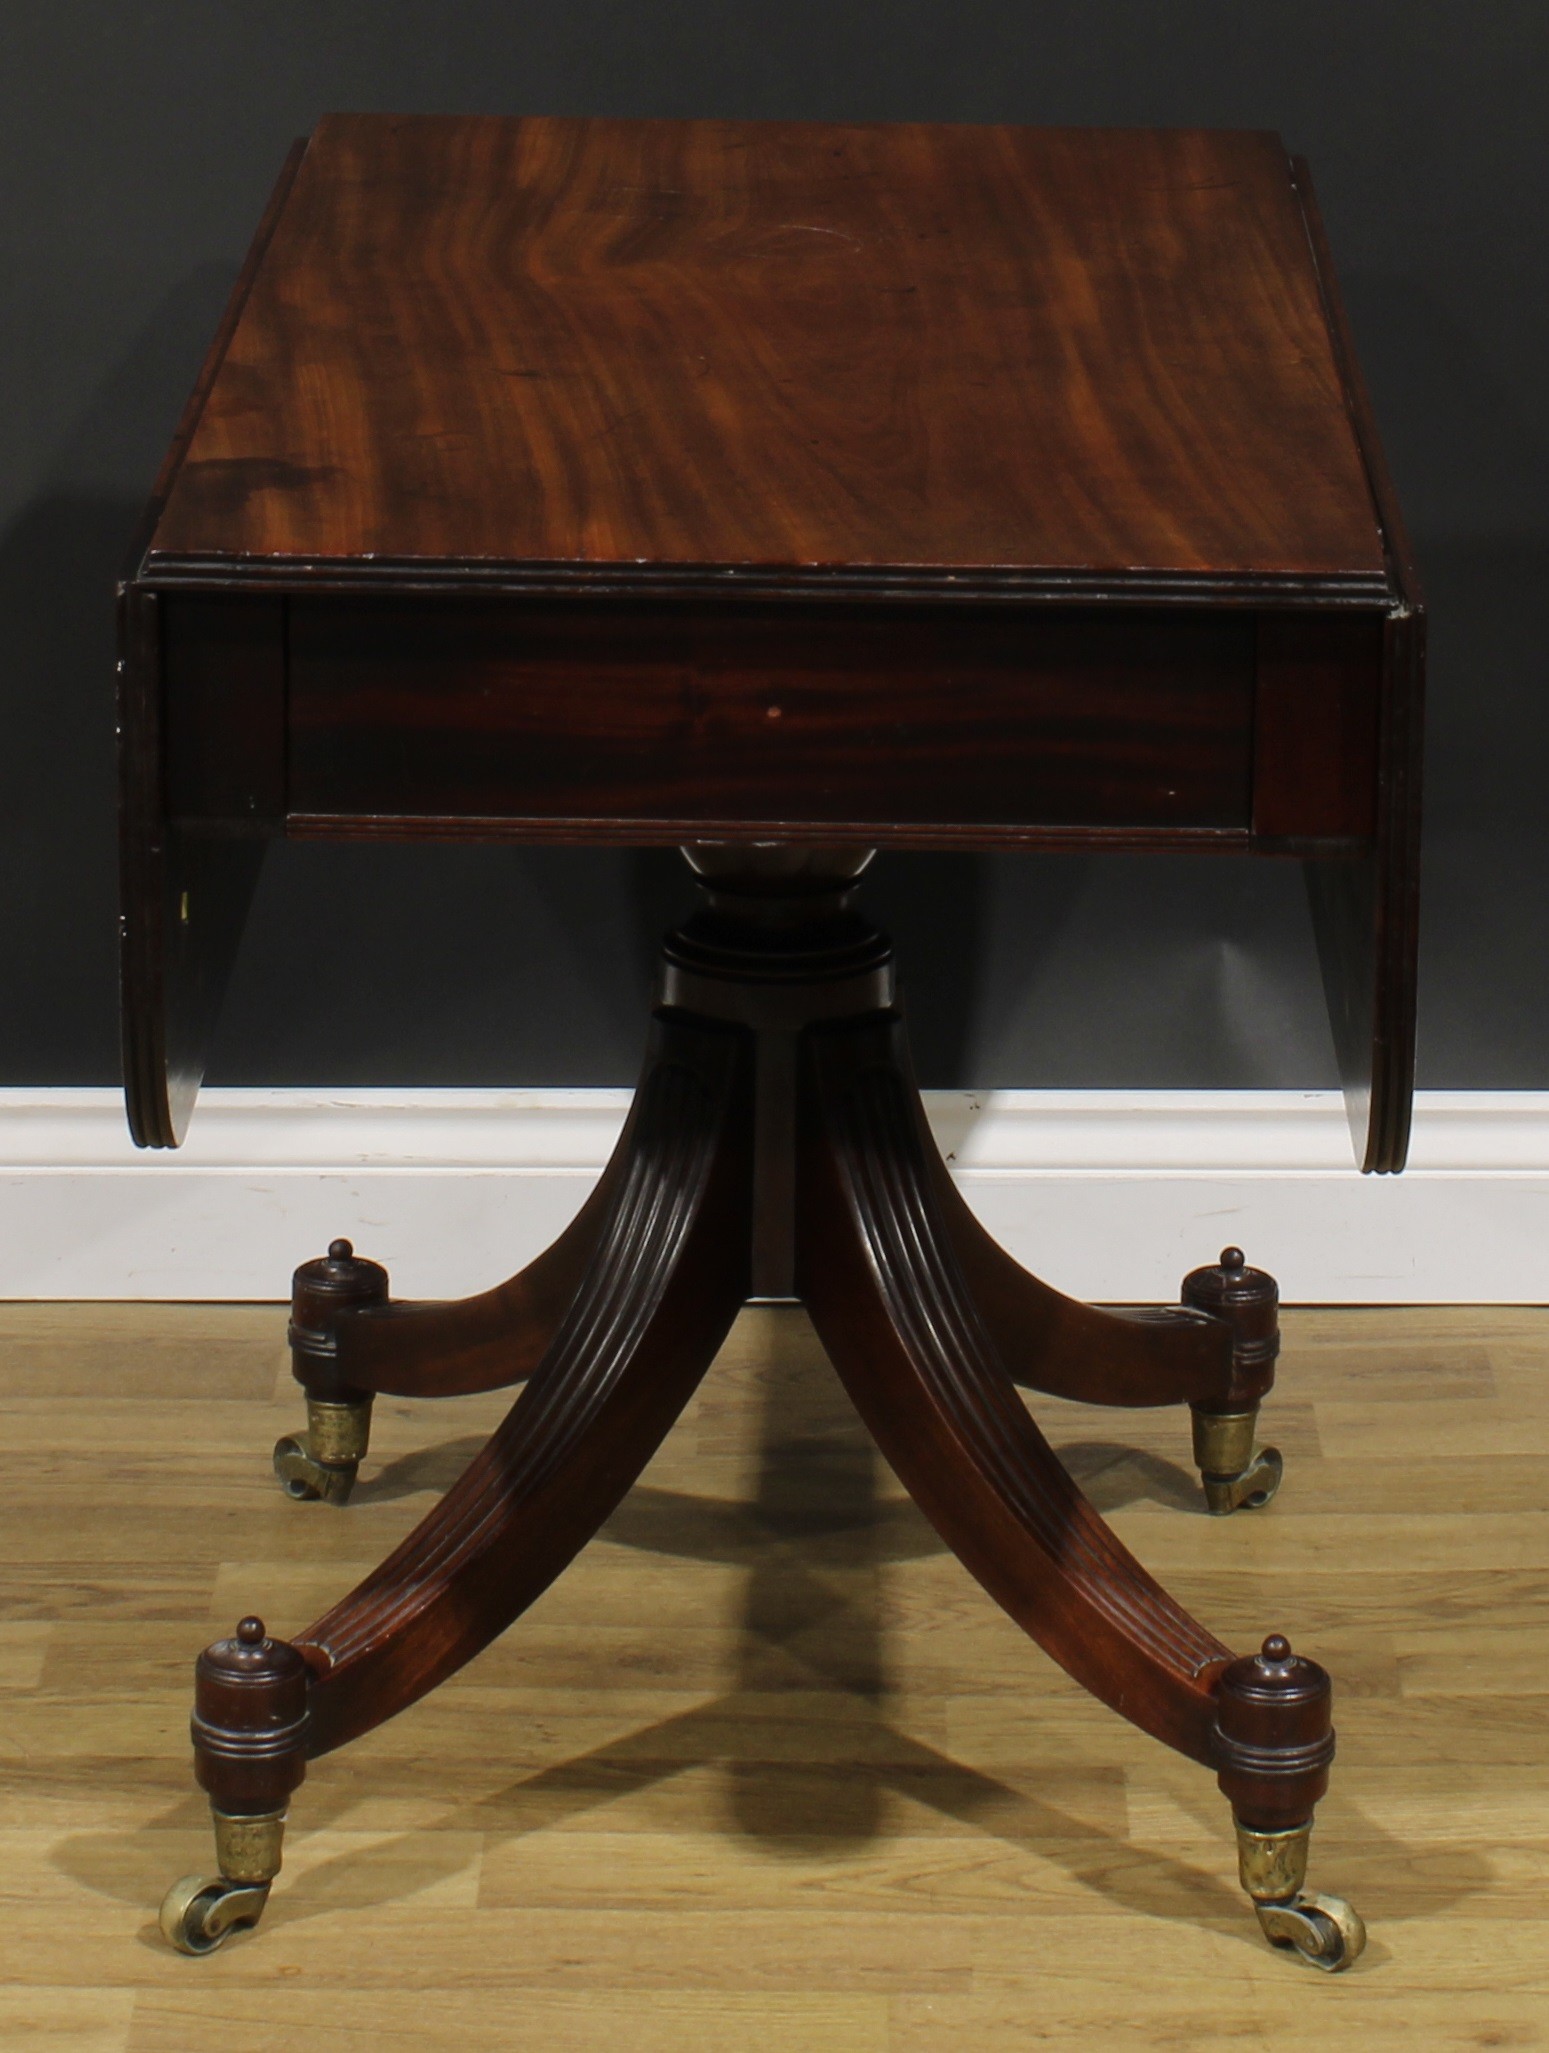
(1182, 1247, 1285, 1514)
(273, 1240, 386, 1503)
(159, 1617, 309, 1954)
(1214, 1635, 1366, 1969)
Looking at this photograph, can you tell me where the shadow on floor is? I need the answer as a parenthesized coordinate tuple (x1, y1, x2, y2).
(55, 1312, 1489, 1963)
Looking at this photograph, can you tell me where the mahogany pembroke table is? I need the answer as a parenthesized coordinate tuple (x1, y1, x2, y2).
(118, 116, 1423, 1968)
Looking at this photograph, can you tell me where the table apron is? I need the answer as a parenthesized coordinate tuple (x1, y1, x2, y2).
(158, 595, 1381, 845)
(292, 597, 1258, 835)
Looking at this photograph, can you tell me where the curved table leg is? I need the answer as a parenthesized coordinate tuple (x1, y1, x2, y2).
(162, 1012, 752, 1951)
(272, 1061, 641, 1503)
(794, 1015, 1362, 1963)
(878, 1029, 1235, 1410)
(797, 1014, 1229, 1762)
(302, 1014, 753, 1753)
(928, 1139, 1285, 1511)
(331, 1151, 625, 1400)
(929, 1146, 1234, 1408)
(899, 1024, 1284, 1518)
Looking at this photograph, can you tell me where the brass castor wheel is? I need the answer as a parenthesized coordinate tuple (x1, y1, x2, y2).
(1191, 1406, 1283, 1515)
(161, 1798, 288, 1956)
(272, 1433, 358, 1504)
(158, 1873, 271, 1955)
(272, 1395, 372, 1504)
(1235, 1815, 1365, 1973)
(1256, 1890, 1367, 1972)
(1203, 1443, 1283, 1516)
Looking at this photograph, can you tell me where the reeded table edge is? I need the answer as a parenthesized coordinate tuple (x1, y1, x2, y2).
(131, 554, 1400, 610)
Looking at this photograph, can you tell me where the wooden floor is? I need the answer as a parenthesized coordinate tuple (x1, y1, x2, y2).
(1, 1299, 1546, 2050)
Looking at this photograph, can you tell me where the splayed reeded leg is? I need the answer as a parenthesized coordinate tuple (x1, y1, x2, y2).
(796, 1008, 1361, 1964)
(162, 1011, 753, 1947)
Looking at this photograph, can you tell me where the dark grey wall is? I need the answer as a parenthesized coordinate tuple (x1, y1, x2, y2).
(4, 2, 1545, 1089)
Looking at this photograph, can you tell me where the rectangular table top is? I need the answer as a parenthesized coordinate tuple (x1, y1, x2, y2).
(144, 115, 1388, 597)
(121, 117, 1421, 1171)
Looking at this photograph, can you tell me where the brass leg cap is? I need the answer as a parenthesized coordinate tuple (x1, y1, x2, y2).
(1255, 1891, 1366, 1972)
(159, 1874, 271, 1956)
(273, 1397, 371, 1503)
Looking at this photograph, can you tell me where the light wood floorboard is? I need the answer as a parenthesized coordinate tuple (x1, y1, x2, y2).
(0, 1300, 1545, 2049)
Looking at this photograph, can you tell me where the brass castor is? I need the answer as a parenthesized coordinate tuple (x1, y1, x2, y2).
(1256, 1890, 1367, 1970)
(158, 1873, 271, 1955)
(159, 1806, 286, 1956)
(1236, 1820, 1366, 1972)
(273, 1395, 373, 1504)
(1191, 1405, 1283, 1515)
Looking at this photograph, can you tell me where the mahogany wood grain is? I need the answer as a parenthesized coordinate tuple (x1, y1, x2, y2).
(145, 118, 1386, 593)
(1289, 162, 1423, 614)
(287, 599, 1255, 836)
(116, 121, 1407, 1965)
(1251, 613, 1381, 841)
(120, 140, 307, 582)
(1212, 1636, 1337, 1834)
(190, 1618, 309, 1820)
(162, 596, 285, 827)
(120, 118, 1418, 1167)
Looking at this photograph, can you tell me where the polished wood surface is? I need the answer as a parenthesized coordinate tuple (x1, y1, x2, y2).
(3, 1300, 1545, 2047)
(119, 118, 1422, 1165)
(146, 117, 1385, 589)
(285, 600, 1257, 837)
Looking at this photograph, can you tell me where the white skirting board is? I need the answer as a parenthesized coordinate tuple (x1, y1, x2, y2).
(1, 1088, 1546, 1303)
